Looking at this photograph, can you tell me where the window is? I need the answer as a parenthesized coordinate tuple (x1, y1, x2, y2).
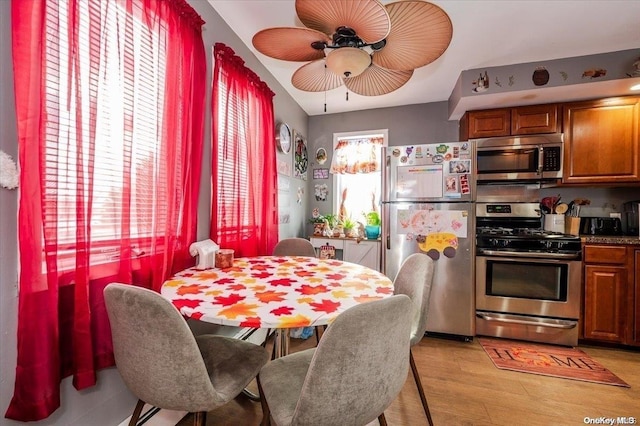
(10, 0, 205, 420)
(211, 43, 278, 257)
(331, 130, 388, 224)
(44, 1, 170, 267)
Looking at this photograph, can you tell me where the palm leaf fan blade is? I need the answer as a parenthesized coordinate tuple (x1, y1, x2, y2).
(292, 60, 344, 92)
(296, 0, 390, 43)
(252, 27, 330, 62)
(344, 64, 412, 96)
(373, 1, 453, 71)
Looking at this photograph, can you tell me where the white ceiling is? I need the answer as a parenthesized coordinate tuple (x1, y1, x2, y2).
(209, 0, 640, 117)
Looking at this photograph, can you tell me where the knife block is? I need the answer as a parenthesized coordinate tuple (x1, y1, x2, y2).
(565, 217, 580, 236)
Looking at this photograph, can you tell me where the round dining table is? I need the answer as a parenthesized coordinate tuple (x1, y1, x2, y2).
(161, 255, 393, 357)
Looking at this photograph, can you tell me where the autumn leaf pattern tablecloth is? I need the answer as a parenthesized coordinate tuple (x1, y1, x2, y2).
(161, 256, 394, 329)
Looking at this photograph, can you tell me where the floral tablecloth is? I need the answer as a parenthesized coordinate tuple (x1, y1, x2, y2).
(161, 256, 393, 329)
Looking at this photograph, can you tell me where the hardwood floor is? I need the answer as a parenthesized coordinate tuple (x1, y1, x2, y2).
(171, 335, 640, 426)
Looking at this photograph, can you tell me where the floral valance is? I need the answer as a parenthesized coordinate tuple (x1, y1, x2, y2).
(329, 137, 384, 174)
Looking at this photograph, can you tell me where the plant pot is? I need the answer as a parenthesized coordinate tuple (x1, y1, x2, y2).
(313, 223, 324, 236)
(365, 225, 380, 240)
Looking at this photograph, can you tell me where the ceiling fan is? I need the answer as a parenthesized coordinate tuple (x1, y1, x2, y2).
(252, 0, 453, 98)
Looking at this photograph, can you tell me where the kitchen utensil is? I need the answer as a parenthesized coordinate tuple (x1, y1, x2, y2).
(552, 195, 561, 213)
(555, 203, 568, 215)
(540, 197, 555, 214)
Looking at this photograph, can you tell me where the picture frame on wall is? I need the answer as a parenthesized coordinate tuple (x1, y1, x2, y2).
(293, 130, 308, 181)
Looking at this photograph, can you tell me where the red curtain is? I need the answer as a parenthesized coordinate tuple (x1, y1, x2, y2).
(8, 0, 205, 421)
(211, 43, 279, 257)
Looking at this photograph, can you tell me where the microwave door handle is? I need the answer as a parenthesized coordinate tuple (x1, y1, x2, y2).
(537, 146, 544, 175)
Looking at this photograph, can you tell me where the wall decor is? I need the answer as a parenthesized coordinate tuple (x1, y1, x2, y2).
(296, 187, 304, 204)
(627, 57, 640, 77)
(313, 168, 329, 179)
(277, 175, 290, 192)
(532, 66, 549, 86)
(275, 122, 292, 154)
(472, 71, 489, 93)
(278, 212, 290, 224)
(582, 68, 607, 79)
(0, 150, 18, 190)
(315, 147, 327, 165)
(293, 131, 308, 180)
(277, 158, 291, 176)
(314, 183, 328, 201)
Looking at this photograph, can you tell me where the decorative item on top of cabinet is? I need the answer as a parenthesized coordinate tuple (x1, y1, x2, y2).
(582, 245, 629, 344)
(461, 103, 560, 140)
(563, 96, 640, 184)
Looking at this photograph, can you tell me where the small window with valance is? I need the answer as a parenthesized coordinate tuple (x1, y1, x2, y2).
(330, 130, 388, 226)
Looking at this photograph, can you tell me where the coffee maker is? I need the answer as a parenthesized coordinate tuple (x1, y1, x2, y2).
(623, 200, 640, 236)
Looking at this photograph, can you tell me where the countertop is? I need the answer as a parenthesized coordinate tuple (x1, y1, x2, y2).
(581, 235, 640, 245)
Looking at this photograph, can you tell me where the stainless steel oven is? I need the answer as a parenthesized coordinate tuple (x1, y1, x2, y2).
(475, 202, 582, 346)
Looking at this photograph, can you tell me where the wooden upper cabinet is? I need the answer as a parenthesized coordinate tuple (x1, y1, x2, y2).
(563, 97, 640, 184)
(462, 104, 560, 140)
(511, 104, 560, 135)
(465, 109, 511, 139)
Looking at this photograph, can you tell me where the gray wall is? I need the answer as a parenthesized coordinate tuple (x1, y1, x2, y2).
(306, 101, 460, 234)
(0, 1, 308, 425)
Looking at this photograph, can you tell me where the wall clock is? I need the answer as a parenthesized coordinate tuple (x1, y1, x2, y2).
(276, 122, 292, 154)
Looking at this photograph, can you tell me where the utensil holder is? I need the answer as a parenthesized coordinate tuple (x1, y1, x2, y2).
(565, 217, 581, 236)
(544, 214, 565, 233)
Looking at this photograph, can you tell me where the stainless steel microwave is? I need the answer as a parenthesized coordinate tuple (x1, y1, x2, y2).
(474, 133, 564, 182)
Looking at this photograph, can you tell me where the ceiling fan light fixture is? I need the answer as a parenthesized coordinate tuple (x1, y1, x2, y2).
(325, 47, 371, 78)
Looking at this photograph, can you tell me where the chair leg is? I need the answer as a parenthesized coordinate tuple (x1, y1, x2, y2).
(128, 399, 145, 426)
(256, 376, 271, 426)
(315, 326, 321, 345)
(193, 412, 206, 426)
(262, 329, 271, 347)
(410, 349, 434, 426)
(378, 412, 388, 426)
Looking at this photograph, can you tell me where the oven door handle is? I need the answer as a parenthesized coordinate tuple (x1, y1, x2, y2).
(476, 312, 578, 329)
(478, 249, 580, 260)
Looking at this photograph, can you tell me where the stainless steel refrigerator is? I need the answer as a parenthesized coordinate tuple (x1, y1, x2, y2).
(382, 142, 475, 340)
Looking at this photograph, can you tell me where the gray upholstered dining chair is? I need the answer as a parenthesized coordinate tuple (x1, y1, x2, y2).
(257, 294, 413, 426)
(272, 237, 320, 347)
(272, 237, 317, 257)
(103, 283, 270, 426)
(393, 253, 436, 425)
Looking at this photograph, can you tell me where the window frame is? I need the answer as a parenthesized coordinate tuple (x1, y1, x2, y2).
(332, 129, 388, 222)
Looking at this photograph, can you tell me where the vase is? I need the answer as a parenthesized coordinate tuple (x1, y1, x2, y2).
(365, 225, 380, 240)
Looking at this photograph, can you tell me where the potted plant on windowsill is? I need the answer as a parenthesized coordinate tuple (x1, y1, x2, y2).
(309, 215, 327, 236)
(364, 211, 381, 240)
(309, 213, 338, 236)
(342, 217, 357, 238)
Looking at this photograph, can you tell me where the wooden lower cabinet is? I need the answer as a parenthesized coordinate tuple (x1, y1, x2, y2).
(635, 250, 640, 345)
(583, 263, 627, 343)
(309, 237, 381, 272)
(582, 244, 639, 346)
